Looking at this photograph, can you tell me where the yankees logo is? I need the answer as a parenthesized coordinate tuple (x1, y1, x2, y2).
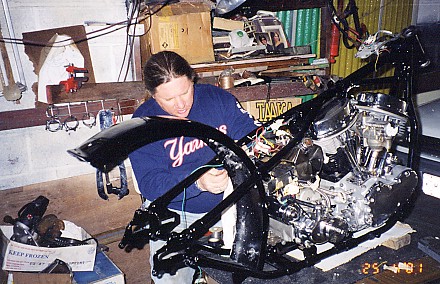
(165, 125, 227, 167)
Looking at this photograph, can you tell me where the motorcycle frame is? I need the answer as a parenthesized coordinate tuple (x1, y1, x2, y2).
(68, 26, 428, 282)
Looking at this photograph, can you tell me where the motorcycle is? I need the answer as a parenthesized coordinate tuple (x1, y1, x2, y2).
(68, 26, 429, 282)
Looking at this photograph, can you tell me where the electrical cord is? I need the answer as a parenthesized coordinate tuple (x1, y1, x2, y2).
(180, 163, 224, 228)
(0, 0, 173, 48)
(118, 0, 142, 82)
(326, 0, 364, 49)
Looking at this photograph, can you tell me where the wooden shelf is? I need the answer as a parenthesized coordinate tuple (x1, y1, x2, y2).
(0, 80, 314, 132)
(223, 0, 326, 16)
(44, 54, 319, 105)
(192, 55, 313, 75)
(221, 0, 331, 63)
(46, 80, 313, 106)
(46, 82, 146, 105)
(6, 52, 321, 132)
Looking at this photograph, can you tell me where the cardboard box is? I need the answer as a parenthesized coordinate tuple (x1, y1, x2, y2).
(1, 221, 97, 272)
(8, 252, 124, 284)
(242, 97, 302, 122)
(73, 251, 125, 284)
(11, 272, 72, 284)
(143, 2, 215, 64)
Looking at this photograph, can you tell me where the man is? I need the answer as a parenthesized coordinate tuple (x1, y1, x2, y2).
(129, 51, 260, 283)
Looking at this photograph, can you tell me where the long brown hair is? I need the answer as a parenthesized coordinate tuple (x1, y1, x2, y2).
(143, 51, 196, 98)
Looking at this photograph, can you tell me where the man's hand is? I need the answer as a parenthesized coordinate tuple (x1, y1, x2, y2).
(197, 168, 229, 194)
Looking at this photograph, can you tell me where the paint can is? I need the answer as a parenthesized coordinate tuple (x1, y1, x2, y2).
(218, 75, 234, 89)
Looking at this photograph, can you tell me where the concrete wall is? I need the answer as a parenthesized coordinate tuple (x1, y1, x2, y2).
(0, 0, 129, 111)
(0, 113, 135, 191)
(0, 124, 101, 190)
(0, 1, 133, 191)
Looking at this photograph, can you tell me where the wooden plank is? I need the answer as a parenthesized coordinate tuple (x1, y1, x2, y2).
(46, 81, 146, 104)
(259, 63, 329, 74)
(1, 80, 315, 131)
(192, 56, 312, 74)
(382, 233, 411, 250)
(46, 80, 314, 106)
(230, 81, 314, 102)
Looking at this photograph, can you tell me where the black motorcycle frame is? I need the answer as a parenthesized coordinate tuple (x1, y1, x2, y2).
(68, 26, 428, 282)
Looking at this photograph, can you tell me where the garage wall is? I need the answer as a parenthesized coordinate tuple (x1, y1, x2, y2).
(0, 124, 101, 190)
(0, 0, 129, 111)
(415, 0, 440, 24)
(0, 1, 133, 191)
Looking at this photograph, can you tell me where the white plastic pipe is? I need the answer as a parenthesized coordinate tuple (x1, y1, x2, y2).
(1, 0, 27, 88)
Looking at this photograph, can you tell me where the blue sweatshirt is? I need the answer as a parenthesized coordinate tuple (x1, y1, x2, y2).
(129, 84, 259, 213)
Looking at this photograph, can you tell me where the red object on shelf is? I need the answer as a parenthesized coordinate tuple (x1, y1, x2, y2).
(59, 64, 89, 93)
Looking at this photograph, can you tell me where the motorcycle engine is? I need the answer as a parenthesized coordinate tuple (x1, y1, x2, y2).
(253, 92, 418, 247)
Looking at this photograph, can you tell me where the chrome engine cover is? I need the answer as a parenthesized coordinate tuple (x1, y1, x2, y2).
(265, 92, 417, 246)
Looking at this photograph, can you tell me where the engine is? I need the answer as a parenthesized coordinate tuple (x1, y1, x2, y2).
(249, 92, 418, 247)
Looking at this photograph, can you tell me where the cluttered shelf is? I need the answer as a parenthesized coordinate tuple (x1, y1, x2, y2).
(39, 1, 331, 106)
(1, 1, 332, 131)
(44, 76, 314, 106)
(45, 80, 316, 106)
(0, 50, 327, 131)
(44, 53, 325, 105)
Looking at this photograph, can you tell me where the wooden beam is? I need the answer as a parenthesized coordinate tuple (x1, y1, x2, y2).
(47, 80, 314, 104)
(1, 80, 315, 132)
(192, 57, 311, 74)
(46, 81, 146, 104)
(230, 82, 314, 101)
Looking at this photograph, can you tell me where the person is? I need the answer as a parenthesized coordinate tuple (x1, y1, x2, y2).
(271, 31, 285, 52)
(258, 34, 274, 53)
(128, 51, 260, 284)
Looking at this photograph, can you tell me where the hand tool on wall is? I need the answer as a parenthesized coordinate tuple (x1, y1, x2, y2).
(59, 63, 88, 93)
